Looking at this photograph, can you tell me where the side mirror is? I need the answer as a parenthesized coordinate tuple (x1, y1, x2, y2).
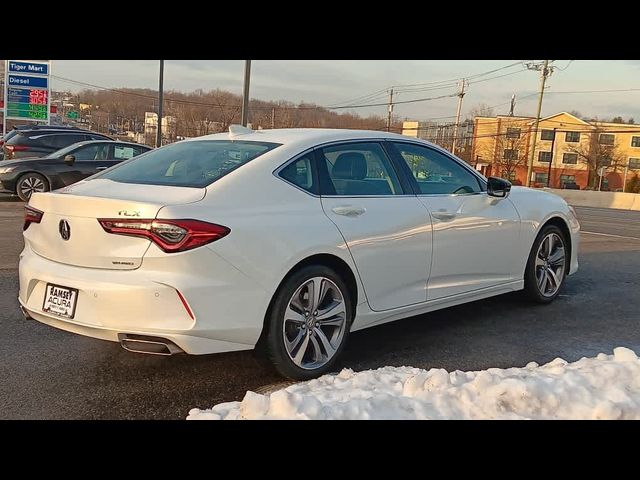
(487, 176, 512, 198)
(64, 154, 75, 166)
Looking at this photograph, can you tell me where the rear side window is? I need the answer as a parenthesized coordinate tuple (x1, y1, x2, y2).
(113, 144, 147, 160)
(318, 142, 403, 196)
(96, 140, 280, 188)
(278, 152, 317, 194)
(38, 134, 88, 149)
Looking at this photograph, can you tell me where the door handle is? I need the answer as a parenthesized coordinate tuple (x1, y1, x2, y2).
(95, 167, 108, 171)
(331, 205, 366, 217)
(431, 211, 457, 220)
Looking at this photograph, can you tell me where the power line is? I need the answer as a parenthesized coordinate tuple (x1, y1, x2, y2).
(390, 61, 524, 89)
(467, 68, 528, 85)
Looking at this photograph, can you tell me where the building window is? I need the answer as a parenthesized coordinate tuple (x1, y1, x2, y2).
(599, 133, 615, 145)
(506, 128, 521, 139)
(631, 136, 640, 148)
(540, 129, 555, 141)
(503, 149, 519, 160)
(538, 151, 552, 162)
(565, 132, 581, 143)
(629, 158, 640, 170)
(534, 172, 548, 184)
(563, 153, 578, 164)
(560, 175, 576, 186)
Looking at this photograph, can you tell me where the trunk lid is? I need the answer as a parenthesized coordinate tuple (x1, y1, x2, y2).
(25, 179, 205, 270)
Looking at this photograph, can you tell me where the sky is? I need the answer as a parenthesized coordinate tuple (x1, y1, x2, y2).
(49, 60, 640, 122)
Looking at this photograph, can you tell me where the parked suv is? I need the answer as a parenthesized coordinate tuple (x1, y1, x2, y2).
(1, 125, 84, 160)
(2, 126, 112, 160)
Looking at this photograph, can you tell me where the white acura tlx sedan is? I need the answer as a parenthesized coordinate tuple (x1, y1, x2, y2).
(19, 126, 580, 379)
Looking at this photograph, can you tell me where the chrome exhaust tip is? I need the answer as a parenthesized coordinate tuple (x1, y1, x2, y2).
(117, 334, 183, 356)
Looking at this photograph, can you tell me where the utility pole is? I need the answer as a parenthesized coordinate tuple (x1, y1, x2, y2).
(241, 60, 251, 127)
(271, 107, 275, 129)
(451, 79, 466, 155)
(546, 127, 557, 187)
(509, 94, 516, 116)
(525, 60, 552, 187)
(156, 60, 164, 148)
(623, 161, 629, 193)
(386, 88, 394, 132)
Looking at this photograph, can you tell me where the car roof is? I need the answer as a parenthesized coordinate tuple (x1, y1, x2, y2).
(18, 128, 103, 135)
(16, 129, 113, 139)
(63, 139, 151, 148)
(188, 128, 421, 150)
(14, 124, 82, 130)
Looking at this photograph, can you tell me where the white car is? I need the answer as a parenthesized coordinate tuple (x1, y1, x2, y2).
(19, 126, 580, 379)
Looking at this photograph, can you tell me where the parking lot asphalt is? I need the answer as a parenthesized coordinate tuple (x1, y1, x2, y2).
(1, 202, 639, 419)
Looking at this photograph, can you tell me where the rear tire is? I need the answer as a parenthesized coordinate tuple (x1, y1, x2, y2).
(16, 173, 49, 202)
(524, 225, 568, 303)
(265, 265, 352, 380)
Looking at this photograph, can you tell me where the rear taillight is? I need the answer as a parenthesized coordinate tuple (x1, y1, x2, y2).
(97, 219, 230, 253)
(24, 205, 44, 231)
(6, 145, 29, 152)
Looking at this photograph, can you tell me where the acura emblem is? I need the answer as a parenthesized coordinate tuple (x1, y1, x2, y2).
(59, 220, 71, 241)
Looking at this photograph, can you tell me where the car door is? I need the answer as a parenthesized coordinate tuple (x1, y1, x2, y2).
(57, 143, 111, 186)
(388, 141, 521, 301)
(317, 141, 432, 312)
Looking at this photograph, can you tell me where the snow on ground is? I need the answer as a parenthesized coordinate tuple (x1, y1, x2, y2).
(187, 347, 640, 420)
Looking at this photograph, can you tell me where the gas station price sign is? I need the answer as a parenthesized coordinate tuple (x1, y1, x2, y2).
(4, 60, 51, 122)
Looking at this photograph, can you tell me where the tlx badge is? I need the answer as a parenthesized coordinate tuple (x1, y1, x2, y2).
(118, 210, 141, 217)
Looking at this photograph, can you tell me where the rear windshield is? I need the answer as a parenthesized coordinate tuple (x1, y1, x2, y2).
(94, 140, 281, 188)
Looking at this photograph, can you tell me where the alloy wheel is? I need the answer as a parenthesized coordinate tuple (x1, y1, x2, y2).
(535, 232, 566, 297)
(282, 276, 347, 370)
(19, 176, 46, 199)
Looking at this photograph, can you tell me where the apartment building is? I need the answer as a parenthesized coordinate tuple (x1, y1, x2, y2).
(470, 112, 640, 190)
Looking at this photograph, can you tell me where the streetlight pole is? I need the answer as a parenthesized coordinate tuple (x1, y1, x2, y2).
(241, 60, 251, 127)
(156, 60, 164, 148)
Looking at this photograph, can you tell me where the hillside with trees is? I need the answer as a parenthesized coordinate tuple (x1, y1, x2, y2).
(72, 88, 398, 143)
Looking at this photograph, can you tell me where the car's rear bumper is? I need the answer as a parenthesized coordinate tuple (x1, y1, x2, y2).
(18, 242, 271, 354)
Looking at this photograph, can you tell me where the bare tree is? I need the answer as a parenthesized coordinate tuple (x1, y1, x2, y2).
(476, 127, 529, 182)
(467, 103, 494, 119)
(565, 124, 626, 188)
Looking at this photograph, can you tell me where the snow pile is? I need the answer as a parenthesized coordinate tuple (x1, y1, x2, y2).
(187, 347, 640, 420)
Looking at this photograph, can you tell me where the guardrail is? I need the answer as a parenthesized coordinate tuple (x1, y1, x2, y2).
(546, 188, 640, 211)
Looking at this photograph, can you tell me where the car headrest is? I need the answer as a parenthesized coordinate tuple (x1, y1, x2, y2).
(332, 152, 367, 180)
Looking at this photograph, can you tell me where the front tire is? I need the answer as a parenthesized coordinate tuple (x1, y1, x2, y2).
(524, 225, 568, 303)
(16, 173, 49, 202)
(265, 265, 352, 380)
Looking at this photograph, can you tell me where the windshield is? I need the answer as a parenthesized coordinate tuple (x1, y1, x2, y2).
(94, 140, 281, 188)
